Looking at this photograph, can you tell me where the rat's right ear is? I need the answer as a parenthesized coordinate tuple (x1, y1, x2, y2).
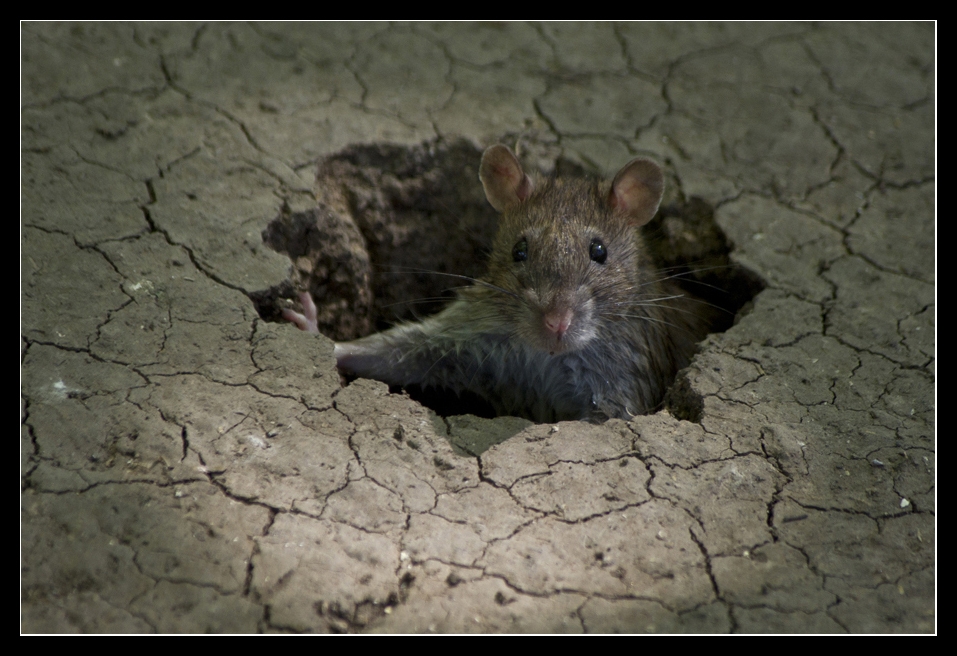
(480, 145, 533, 212)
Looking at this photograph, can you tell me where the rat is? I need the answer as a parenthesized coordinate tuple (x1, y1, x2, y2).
(284, 144, 713, 423)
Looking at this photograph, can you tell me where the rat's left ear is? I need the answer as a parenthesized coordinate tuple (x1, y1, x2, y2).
(608, 158, 664, 227)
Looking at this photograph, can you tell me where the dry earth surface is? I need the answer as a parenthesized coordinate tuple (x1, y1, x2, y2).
(21, 22, 934, 633)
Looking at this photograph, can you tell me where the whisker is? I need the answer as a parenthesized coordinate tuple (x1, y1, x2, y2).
(378, 296, 461, 311)
(376, 265, 521, 300)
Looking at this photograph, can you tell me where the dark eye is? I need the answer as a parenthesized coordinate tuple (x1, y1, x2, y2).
(512, 238, 528, 262)
(589, 238, 607, 264)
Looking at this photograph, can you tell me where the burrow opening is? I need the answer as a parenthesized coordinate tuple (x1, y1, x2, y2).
(250, 137, 763, 421)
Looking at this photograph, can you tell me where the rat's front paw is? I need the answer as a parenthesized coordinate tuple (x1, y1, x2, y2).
(282, 291, 320, 334)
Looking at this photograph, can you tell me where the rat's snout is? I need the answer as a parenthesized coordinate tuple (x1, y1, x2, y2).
(536, 288, 595, 354)
(544, 307, 574, 341)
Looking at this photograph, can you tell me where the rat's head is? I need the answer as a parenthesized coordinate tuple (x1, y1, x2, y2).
(478, 145, 666, 355)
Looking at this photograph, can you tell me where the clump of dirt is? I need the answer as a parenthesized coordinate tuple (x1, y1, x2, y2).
(252, 138, 501, 341)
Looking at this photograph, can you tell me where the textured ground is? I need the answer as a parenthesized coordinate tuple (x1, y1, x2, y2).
(21, 22, 934, 633)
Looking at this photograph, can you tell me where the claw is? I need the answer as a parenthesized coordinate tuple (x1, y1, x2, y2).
(282, 291, 320, 334)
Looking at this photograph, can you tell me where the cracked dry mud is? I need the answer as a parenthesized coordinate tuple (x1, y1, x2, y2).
(21, 23, 934, 633)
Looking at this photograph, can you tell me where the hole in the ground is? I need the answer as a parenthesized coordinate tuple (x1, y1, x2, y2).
(251, 137, 763, 421)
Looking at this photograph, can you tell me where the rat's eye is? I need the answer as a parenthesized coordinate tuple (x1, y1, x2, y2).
(589, 238, 607, 264)
(512, 238, 528, 262)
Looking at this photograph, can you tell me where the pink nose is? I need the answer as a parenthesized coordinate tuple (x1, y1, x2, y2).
(544, 309, 574, 339)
